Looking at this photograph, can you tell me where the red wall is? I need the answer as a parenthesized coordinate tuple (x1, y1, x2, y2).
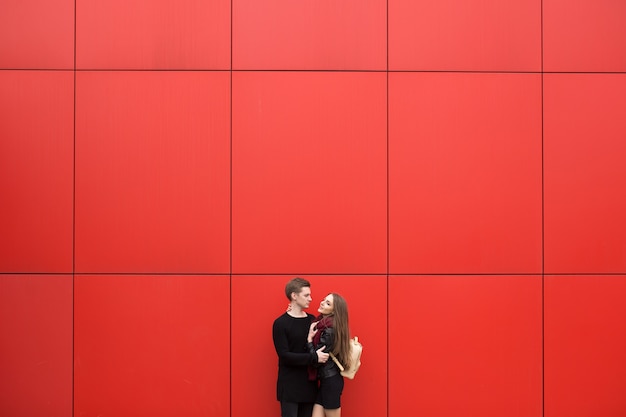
(1, 1, 625, 416)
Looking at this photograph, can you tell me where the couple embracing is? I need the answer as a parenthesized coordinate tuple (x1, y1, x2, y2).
(272, 277, 353, 417)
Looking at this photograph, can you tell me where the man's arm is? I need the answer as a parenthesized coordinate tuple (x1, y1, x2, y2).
(273, 318, 327, 365)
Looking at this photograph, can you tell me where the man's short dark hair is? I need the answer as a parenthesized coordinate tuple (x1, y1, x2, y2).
(285, 277, 311, 300)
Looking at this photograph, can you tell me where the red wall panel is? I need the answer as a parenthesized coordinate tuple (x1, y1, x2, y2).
(74, 275, 230, 417)
(544, 74, 626, 274)
(544, 0, 626, 72)
(232, 71, 387, 274)
(0, 275, 72, 417)
(75, 71, 230, 274)
(233, 0, 386, 70)
(4, 0, 626, 416)
(76, 0, 230, 70)
(0, 0, 73, 69)
(545, 275, 626, 417)
(0, 71, 74, 273)
(231, 275, 387, 417)
(389, 0, 541, 71)
(390, 275, 543, 417)
(389, 72, 543, 274)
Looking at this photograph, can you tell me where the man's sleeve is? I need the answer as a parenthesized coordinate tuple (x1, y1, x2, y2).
(272, 318, 316, 366)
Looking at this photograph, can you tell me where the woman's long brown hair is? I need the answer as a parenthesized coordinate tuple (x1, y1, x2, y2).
(329, 293, 352, 369)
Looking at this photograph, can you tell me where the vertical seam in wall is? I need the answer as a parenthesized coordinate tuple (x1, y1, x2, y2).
(540, 0, 546, 417)
(386, 0, 390, 415)
(72, 0, 77, 416)
(229, 2, 234, 417)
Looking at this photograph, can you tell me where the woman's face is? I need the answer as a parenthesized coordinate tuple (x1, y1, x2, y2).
(318, 294, 334, 316)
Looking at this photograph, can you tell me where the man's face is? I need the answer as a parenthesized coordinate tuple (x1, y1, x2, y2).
(293, 287, 312, 309)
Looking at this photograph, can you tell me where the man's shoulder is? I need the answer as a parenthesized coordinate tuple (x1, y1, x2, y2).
(273, 312, 288, 323)
(273, 312, 293, 327)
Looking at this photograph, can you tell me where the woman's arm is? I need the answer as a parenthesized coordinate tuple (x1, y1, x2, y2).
(317, 328, 335, 353)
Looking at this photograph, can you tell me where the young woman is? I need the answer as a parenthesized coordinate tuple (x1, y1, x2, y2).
(306, 293, 351, 417)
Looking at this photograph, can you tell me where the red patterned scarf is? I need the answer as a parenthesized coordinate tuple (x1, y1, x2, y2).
(308, 315, 334, 380)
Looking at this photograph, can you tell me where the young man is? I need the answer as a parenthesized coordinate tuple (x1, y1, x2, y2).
(273, 277, 329, 417)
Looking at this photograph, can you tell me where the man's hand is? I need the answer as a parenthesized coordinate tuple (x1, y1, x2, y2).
(316, 346, 329, 363)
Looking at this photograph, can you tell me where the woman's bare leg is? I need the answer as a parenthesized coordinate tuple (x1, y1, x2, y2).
(323, 408, 341, 417)
(312, 404, 325, 417)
